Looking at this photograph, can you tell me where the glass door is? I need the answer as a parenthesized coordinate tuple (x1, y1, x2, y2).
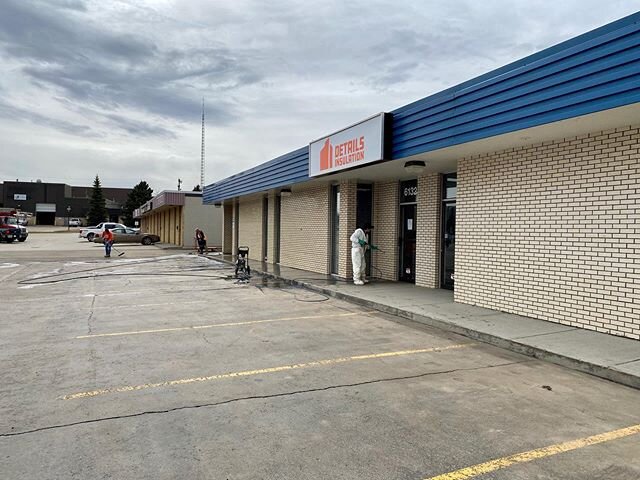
(442, 202, 456, 289)
(399, 204, 417, 282)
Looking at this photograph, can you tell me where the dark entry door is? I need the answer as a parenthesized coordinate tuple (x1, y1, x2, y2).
(399, 204, 416, 282)
(330, 185, 340, 275)
(356, 184, 373, 277)
(442, 202, 456, 289)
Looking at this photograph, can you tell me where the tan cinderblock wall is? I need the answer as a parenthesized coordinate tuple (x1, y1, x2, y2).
(457, 125, 640, 340)
(373, 181, 399, 280)
(280, 184, 330, 274)
(238, 197, 264, 261)
(415, 173, 441, 288)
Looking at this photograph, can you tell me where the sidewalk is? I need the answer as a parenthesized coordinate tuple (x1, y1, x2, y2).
(219, 255, 640, 390)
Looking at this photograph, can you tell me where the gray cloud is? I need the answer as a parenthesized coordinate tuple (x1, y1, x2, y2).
(0, 0, 638, 191)
(0, 99, 99, 137)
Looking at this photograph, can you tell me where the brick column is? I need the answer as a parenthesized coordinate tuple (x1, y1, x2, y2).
(373, 181, 399, 280)
(415, 173, 441, 288)
(338, 181, 357, 279)
(222, 203, 233, 254)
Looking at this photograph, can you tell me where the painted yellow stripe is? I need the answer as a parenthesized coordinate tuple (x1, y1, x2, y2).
(62, 343, 473, 400)
(74, 311, 375, 339)
(425, 423, 640, 480)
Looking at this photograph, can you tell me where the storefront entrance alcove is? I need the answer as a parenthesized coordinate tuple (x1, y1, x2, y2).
(441, 173, 457, 290)
(399, 180, 417, 283)
(356, 184, 373, 278)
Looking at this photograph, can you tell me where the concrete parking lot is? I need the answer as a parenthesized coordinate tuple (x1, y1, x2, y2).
(1, 235, 639, 479)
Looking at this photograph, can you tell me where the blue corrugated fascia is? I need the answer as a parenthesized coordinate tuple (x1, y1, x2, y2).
(203, 147, 308, 204)
(393, 12, 640, 118)
(391, 12, 640, 158)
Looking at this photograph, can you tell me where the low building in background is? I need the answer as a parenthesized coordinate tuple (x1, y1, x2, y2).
(0, 180, 131, 226)
(134, 190, 222, 249)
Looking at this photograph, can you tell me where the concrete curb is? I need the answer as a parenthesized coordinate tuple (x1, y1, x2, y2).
(213, 256, 639, 390)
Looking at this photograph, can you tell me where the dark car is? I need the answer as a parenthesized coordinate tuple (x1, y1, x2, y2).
(93, 227, 159, 245)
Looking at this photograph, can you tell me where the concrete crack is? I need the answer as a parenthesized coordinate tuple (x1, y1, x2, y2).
(86, 295, 96, 335)
(0, 359, 531, 438)
(199, 331, 213, 345)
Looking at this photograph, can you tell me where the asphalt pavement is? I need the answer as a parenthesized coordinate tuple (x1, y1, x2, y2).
(1, 235, 639, 479)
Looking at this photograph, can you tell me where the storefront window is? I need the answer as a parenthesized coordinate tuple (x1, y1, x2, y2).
(444, 174, 457, 199)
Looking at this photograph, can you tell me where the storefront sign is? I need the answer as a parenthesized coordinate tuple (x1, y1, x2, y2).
(13, 194, 27, 201)
(309, 113, 387, 177)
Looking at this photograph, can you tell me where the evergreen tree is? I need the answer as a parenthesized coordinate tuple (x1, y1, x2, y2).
(122, 181, 153, 226)
(87, 175, 108, 226)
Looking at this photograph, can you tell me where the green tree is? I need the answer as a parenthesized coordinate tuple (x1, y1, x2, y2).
(87, 175, 108, 226)
(122, 180, 153, 226)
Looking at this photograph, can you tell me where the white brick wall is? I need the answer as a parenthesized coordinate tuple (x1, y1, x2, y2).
(373, 181, 399, 280)
(457, 124, 640, 340)
(238, 197, 263, 261)
(280, 184, 330, 274)
(415, 173, 441, 288)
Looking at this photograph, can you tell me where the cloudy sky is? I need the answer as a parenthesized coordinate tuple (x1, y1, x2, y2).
(0, 1, 638, 192)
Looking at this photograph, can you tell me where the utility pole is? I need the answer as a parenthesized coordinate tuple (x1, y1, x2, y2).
(177, 178, 182, 191)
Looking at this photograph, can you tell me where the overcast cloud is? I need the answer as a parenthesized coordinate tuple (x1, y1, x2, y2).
(0, 0, 638, 191)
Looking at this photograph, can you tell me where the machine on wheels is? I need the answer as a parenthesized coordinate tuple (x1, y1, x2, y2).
(235, 246, 251, 278)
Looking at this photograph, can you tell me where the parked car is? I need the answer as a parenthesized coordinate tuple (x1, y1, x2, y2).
(93, 227, 160, 245)
(69, 218, 83, 227)
(79, 222, 127, 241)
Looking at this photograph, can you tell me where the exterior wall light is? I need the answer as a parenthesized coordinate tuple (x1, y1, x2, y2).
(404, 160, 427, 174)
(280, 188, 292, 197)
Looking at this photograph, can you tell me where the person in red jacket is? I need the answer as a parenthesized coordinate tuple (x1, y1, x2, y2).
(102, 228, 114, 258)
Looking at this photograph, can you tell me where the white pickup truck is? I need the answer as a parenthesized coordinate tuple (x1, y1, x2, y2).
(79, 222, 128, 242)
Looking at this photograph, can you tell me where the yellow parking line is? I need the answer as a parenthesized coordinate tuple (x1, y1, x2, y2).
(424, 423, 640, 480)
(74, 311, 375, 339)
(62, 343, 474, 400)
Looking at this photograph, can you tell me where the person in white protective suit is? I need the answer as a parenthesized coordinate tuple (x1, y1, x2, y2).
(350, 224, 373, 285)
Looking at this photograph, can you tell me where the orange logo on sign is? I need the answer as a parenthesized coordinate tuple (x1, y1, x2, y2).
(320, 138, 333, 171)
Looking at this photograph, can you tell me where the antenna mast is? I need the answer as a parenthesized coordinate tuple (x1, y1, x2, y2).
(200, 98, 205, 188)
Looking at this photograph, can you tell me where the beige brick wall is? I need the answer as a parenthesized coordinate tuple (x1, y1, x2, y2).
(373, 181, 399, 280)
(457, 124, 640, 340)
(415, 173, 441, 288)
(280, 184, 330, 274)
(238, 197, 264, 261)
(337, 181, 357, 279)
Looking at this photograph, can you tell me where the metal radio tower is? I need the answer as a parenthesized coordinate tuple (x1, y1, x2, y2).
(200, 98, 205, 188)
